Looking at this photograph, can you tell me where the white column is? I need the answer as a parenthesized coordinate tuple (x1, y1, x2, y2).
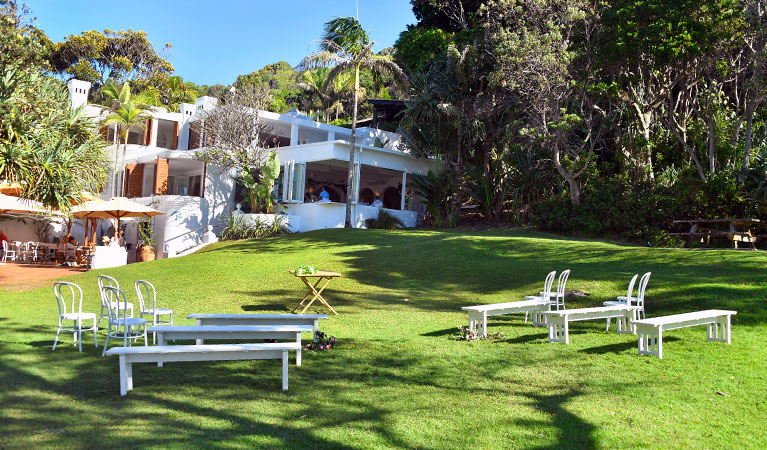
(290, 124, 299, 146)
(400, 171, 407, 210)
(327, 131, 335, 141)
(149, 120, 158, 147)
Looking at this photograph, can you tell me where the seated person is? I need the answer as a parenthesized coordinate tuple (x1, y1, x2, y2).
(0, 229, 8, 246)
(319, 187, 330, 202)
(65, 237, 79, 261)
(371, 195, 383, 208)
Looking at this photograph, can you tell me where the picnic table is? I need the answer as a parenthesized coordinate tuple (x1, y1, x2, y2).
(290, 270, 340, 315)
(669, 218, 760, 249)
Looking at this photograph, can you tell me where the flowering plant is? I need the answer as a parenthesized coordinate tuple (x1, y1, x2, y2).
(454, 325, 504, 341)
(305, 331, 336, 352)
(296, 265, 317, 275)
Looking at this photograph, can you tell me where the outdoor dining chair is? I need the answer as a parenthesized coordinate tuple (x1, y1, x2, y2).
(52, 282, 98, 352)
(135, 280, 174, 344)
(605, 272, 651, 331)
(551, 269, 571, 310)
(524, 270, 557, 322)
(101, 285, 148, 356)
(19, 241, 38, 263)
(97, 275, 134, 328)
(2, 240, 16, 263)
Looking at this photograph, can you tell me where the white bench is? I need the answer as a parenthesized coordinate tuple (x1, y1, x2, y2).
(461, 300, 554, 337)
(105, 342, 301, 396)
(541, 306, 639, 344)
(187, 314, 327, 342)
(149, 325, 311, 366)
(633, 310, 737, 359)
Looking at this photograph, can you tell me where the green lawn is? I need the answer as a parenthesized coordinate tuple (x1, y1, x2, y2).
(2, 229, 766, 449)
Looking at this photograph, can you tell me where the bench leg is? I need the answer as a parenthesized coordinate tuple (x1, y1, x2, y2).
(707, 316, 732, 344)
(158, 334, 165, 367)
(282, 351, 289, 391)
(481, 312, 488, 338)
(313, 319, 318, 342)
(637, 326, 662, 359)
(126, 362, 133, 391)
(548, 317, 568, 344)
(119, 355, 127, 396)
(467, 313, 476, 333)
(296, 333, 302, 366)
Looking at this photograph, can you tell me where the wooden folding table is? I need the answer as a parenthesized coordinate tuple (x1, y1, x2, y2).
(290, 270, 340, 315)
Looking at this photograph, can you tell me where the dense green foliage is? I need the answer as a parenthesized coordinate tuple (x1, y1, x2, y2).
(394, 0, 767, 245)
(0, 0, 109, 211)
(1, 229, 766, 448)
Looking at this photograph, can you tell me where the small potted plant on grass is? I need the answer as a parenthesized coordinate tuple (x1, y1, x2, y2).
(137, 220, 156, 262)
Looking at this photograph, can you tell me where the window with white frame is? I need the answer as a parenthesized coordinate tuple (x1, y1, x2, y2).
(281, 161, 306, 203)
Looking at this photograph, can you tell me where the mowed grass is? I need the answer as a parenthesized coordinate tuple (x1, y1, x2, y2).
(1, 228, 766, 449)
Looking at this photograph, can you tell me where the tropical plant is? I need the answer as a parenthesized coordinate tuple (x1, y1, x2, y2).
(299, 17, 408, 227)
(137, 220, 155, 248)
(219, 211, 291, 241)
(364, 210, 405, 229)
(0, 31, 109, 214)
(101, 80, 150, 197)
(411, 164, 458, 228)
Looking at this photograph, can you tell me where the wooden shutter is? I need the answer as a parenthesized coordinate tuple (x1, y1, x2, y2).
(144, 119, 153, 146)
(126, 163, 144, 197)
(153, 158, 169, 195)
(172, 121, 179, 149)
(124, 164, 136, 196)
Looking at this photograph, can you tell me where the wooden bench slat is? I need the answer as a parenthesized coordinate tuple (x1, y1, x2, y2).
(147, 325, 313, 333)
(633, 310, 736, 327)
(187, 314, 328, 319)
(105, 342, 300, 355)
(461, 300, 553, 312)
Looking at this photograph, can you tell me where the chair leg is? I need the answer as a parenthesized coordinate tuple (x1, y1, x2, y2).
(102, 331, 110, 357)
(144, 324, 148, 346)
(93, 322, 99, 348)
(52, 326, 61, 351)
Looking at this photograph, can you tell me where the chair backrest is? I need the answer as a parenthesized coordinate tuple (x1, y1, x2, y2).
(542, 271, 556, 301)
(555, 269, 571, 310)
(625, 274, 639, 305)
(97, 275, 120, 297)
(102, 286, 130, 323)
(636, 272, 651, 310)
(25, 241, 35, 251)
(2, 240, 7, 252)
(54, 282, 83, 323)
(134, 280, 156, 313)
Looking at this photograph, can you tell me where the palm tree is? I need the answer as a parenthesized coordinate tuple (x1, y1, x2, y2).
(299, 17, 408, 228)
(101, 81, 150, 197)
(297, 68, 331, 122)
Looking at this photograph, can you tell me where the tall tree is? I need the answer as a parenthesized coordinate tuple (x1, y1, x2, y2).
(101, 81, 150, 197)
(50, 29, 173, 99)
(0, 1, 109, 212)
(299, 17, 408, 227)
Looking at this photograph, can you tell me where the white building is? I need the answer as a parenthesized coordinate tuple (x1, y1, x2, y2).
(68, 79, 430, 259)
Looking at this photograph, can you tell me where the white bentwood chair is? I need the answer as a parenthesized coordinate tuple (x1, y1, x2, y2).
(605, 272, 651, 331)
(524, 270, 557, 322)
(97, 275, 133, 328)
(2, 240, 16, 263)
(101, 286, 148, 356)
(135, 280, 174, 344)
(53, 282, 98, 352)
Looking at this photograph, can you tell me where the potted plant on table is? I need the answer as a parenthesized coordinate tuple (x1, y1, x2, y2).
(137, 220, 156, 262)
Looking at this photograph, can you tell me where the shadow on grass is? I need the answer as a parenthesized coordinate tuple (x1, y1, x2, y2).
(0, 319, 609, 449)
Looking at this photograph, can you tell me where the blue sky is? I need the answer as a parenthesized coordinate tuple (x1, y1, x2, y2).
(27, 0, 416, 86)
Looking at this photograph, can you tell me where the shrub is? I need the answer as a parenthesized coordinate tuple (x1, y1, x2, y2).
(365, 210, 405, 229)
(219, 212, 291, 241)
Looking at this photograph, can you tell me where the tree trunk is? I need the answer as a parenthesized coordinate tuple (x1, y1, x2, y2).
(344, 67, 360, 228)
(454, 139, 465, 219)
(738, 100, 757, 184)
(631, 102, 655, 180)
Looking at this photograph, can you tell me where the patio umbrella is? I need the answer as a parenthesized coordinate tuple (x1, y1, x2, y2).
(0, 193, 46, 216)
(72, 197, 163, 244)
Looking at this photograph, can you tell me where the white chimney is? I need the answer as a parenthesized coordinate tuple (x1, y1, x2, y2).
(194, 96, 218, 113)
(179, 102, 196, 122)
(66, 79, 91, 108)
